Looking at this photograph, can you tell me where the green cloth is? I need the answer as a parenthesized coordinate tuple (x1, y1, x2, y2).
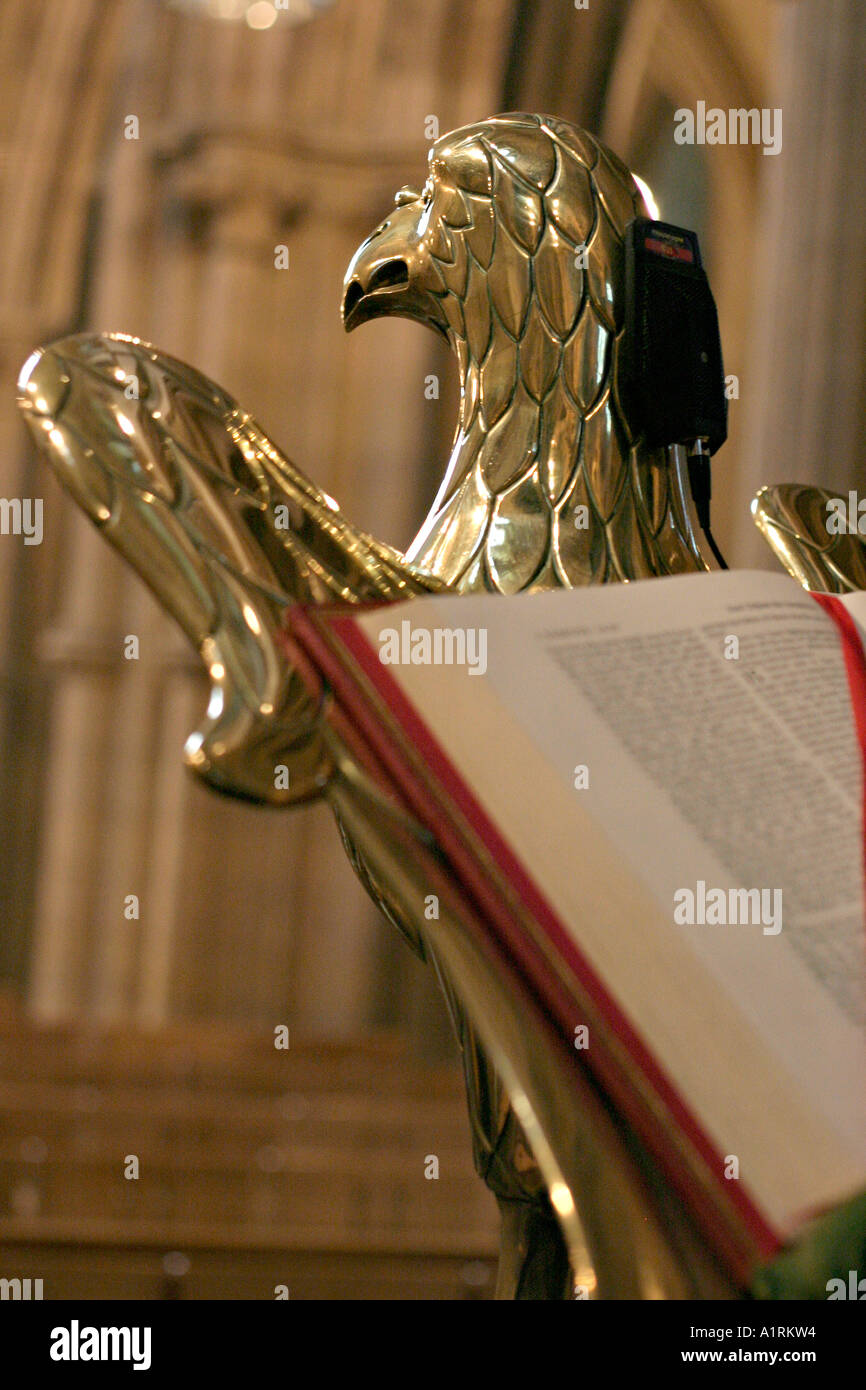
(750, 1190, 866, 1300)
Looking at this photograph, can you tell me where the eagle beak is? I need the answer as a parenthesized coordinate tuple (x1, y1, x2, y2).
(341, 256, 411, 329)
(341, 193, 449, 339)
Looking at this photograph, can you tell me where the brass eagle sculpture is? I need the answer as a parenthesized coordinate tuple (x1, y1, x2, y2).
(17, 112, 863, 1299)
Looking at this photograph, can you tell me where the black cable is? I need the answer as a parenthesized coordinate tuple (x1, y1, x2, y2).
(687, 447, 728, 571)
(703, 526, 729, 572)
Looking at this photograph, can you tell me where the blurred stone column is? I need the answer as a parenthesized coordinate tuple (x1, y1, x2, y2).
(19, 0, 515, 1044)
(23, 94, 452, 1032)
(738, 0, 866, 565)
(0, 0, 129, 987)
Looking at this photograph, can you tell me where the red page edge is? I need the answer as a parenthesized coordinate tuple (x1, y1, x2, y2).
(810, 593, 866, 892)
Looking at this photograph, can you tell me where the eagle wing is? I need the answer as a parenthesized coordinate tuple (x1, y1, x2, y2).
(18, 332, 440, 803)
(752, 483, 866, 593)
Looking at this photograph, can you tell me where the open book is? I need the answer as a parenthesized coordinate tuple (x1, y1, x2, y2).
(286, 570, 866, 1285)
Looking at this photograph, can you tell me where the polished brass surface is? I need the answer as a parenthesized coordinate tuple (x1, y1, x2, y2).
(17, 113, 842, 1298)
(343, 115, 710, 591)
(752, 483, 866, 593)
(17, 334, 439, 806)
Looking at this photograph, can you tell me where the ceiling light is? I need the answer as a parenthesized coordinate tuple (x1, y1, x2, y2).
(165, 0, 335, 27)
(245, 1, 278, 26)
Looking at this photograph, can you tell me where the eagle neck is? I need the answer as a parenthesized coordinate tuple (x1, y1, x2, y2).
(406, 334, 709, 587)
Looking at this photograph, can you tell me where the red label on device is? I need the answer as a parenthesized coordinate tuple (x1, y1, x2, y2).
(645, 235, 695, 263)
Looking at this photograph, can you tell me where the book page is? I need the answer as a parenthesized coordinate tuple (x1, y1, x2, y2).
(354, 570, 866, 1233)
(836, 589, 866, 649)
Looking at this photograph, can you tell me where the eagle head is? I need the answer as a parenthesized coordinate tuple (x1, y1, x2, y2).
(342, 113, 706, 591)
(342, 111, 647, 348)
(341, 176, 452, 339)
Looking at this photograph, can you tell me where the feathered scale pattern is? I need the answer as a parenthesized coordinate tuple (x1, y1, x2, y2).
(411, 112, 706, 593)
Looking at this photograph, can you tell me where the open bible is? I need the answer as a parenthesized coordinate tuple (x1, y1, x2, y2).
(286, 569, 866, 1289)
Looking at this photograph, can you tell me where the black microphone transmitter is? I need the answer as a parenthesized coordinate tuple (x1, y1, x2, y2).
(620, 218, 728, 457)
